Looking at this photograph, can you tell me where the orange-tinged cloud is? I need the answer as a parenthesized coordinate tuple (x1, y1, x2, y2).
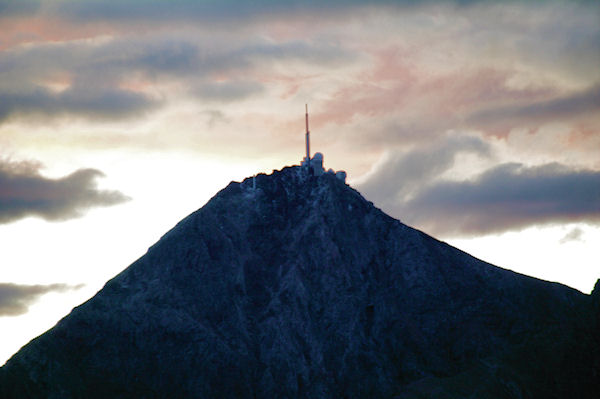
(0, 16, 115, 50)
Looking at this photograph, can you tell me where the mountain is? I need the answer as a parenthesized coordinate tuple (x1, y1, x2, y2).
(1, 166, 598, 398)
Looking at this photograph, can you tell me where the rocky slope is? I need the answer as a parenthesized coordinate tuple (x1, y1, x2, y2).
(1, 166, 598, 398)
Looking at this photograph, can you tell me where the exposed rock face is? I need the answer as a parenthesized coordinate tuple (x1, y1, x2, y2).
(1, 166, 598, 398)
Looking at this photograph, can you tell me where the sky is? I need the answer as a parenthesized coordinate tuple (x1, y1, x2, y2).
(0, 0, 599, 365)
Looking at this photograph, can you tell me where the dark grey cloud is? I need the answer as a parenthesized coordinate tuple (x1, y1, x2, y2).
(0, 38, 200, 91)
(49, 0, 425, 22)
(468, 84, 600, 129)
(52, 0, 595, 23)
(0, 86, 160, 123)
(0, 34, 350, 83)
(401, 163, 600, 236)
(193, 81, 263, 102)
(357, 135, 491, 204)
(0, 35, 350, 124)
(0, 282, 83, 316)
(0, 0, 40, 17)
(118, 38, 350, 80)
(53, 0, 276, 22)
(0, 158, 130, 224)
(357, 135, 600, 237)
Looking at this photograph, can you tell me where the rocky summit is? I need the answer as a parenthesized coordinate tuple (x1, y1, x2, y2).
(1, 166, 598, 398)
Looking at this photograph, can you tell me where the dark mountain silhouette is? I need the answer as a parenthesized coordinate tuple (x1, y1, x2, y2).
(1, 166, 598, 398)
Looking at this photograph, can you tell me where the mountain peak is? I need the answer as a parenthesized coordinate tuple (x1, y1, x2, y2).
(237, 165, 350, 205)
(1, 166, 598, 398)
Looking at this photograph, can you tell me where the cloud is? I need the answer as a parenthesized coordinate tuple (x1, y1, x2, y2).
(0, 33, 351, 85)
(199, 110, 231, 128)
(401, 163, 600, 236)
(52, 0, 287, 22)
(559, 227, 585, 244)
(48, 0, 434, 23)
(0, 158, 130, 224)
(0, 282, 83, 317)
(0, 0, 597, 170)
(50, 0, 600, 25)
(0, 33, 351, 125)
(357, 135, 491, 206)
(357, 134, 600, 237)
(0, 86, 160, 123)
(467, 84, 600, 135)
(193, 80, 264, 102)
(0, 0, 40, 17)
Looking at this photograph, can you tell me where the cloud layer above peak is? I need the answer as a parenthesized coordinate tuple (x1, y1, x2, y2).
(1, 0, 598, 236)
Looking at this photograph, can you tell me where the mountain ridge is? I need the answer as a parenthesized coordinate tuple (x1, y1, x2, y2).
(1, 165, 598, 398)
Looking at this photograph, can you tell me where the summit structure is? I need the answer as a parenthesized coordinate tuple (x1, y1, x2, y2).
(1, 166, 598, 398)
(300, 105, 346, 182)
(305, 104, 310, 167)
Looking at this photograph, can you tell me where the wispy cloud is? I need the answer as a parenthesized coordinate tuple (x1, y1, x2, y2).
(0, 282, 83, 317)
(0, 158, 130, 224)
(559, 227, 585, 244)
(193, 80, 264, 102)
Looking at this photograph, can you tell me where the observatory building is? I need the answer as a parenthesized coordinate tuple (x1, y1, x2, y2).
(301, 105, 346, 182)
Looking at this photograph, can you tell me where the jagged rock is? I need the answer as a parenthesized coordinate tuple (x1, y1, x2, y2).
(1, 166, 598, 398)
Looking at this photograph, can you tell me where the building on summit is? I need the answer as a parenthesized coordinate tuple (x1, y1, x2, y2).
(301, 105, 346, 183)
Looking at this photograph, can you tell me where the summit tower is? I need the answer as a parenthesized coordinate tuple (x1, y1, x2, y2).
(305, 104, 310, 167)
(300, 105, 346, 182)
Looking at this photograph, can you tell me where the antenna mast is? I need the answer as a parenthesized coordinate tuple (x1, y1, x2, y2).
(305, 104, 310, 166)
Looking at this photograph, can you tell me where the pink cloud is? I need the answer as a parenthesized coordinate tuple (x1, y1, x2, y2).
(0, 16, 116, 50)
(313, 46, 580, 146)
(314, 48, 417, 128)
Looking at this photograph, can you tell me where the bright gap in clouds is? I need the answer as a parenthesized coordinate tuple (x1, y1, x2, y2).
(0, 288, 91, 367)
(0, 151, 277, 366)
(448, 224, 599, 294)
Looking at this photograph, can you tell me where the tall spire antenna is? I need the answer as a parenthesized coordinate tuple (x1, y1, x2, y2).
(305, 104, 310, 166)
